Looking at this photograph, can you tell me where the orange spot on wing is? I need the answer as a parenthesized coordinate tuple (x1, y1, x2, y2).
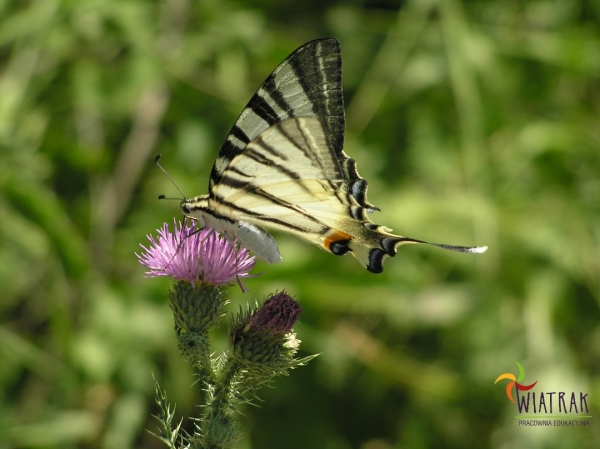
(323, 230, 352, 251)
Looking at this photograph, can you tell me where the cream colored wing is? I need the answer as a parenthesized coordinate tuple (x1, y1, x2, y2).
(209, 116, 486, 273)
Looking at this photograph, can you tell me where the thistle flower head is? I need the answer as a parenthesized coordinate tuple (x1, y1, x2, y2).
(230, 291, 302, 370)
(137, 219, 255, 289)
(247, 291, 302, 335)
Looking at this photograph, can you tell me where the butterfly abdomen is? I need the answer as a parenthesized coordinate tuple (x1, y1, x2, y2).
(236, 222, 283, 263)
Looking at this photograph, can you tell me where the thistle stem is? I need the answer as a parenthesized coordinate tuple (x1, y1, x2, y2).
(198, 348, 217, 387)
(208, 358, 241, 416)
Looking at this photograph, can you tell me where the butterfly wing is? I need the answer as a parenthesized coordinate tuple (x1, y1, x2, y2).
(183, 41, 487, 271)
(210, 117, 482, 273)
(210, 38, 377, 211)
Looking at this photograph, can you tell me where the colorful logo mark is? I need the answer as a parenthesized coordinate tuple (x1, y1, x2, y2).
(495, 361, 538, 403)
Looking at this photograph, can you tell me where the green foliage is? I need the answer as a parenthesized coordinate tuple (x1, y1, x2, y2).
(151, 376, 183, 449)
(1, 0, 599, 448)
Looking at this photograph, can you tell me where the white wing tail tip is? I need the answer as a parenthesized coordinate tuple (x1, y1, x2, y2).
(428, 242, 488, 254)
(468, 245, 488, 254)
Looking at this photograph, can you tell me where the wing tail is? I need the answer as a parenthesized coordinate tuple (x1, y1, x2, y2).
(348, 229, 487, 273)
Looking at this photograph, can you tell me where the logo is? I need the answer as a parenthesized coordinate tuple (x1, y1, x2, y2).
(494, 361, 537, 403)
(495, 361, 591, 427)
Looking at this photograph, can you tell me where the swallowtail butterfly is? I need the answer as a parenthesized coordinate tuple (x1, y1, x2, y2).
(181, 38, 487, 273)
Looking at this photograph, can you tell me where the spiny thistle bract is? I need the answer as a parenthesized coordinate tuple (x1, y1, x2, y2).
(138, 221, 316, 449)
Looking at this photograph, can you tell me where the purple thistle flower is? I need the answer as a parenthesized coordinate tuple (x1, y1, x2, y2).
(248, 291, 302, 335)
(137, 219, 256, 289)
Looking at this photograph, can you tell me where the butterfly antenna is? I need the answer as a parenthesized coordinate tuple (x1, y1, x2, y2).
(154, 154, 187, 200)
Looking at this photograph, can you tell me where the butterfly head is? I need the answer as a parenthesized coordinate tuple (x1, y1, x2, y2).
(181, 195, 210, 227)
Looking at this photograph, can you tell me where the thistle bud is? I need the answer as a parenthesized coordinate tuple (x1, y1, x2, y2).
(248, 291, 302, 335)
(230, 291, 302, 367)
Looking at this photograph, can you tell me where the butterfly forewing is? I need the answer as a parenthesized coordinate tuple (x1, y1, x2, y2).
(210, 39, 343, 186)
(210, 38, 377, 211)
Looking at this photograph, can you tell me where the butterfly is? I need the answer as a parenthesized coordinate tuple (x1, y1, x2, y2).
(181, 38, 487, 273)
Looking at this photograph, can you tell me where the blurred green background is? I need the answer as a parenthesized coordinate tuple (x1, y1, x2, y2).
(1, 0, 599, 448)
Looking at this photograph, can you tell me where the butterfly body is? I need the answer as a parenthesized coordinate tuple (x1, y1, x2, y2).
(181, 194, 283, 264)
(182, 39, 486, 273)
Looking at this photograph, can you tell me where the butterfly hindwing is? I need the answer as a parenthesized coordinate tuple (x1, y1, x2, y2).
(210, 116, 417, 273)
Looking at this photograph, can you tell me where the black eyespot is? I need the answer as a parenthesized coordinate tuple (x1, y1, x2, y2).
(330, 239, 351, 256)
(182, 204, 191, 214)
